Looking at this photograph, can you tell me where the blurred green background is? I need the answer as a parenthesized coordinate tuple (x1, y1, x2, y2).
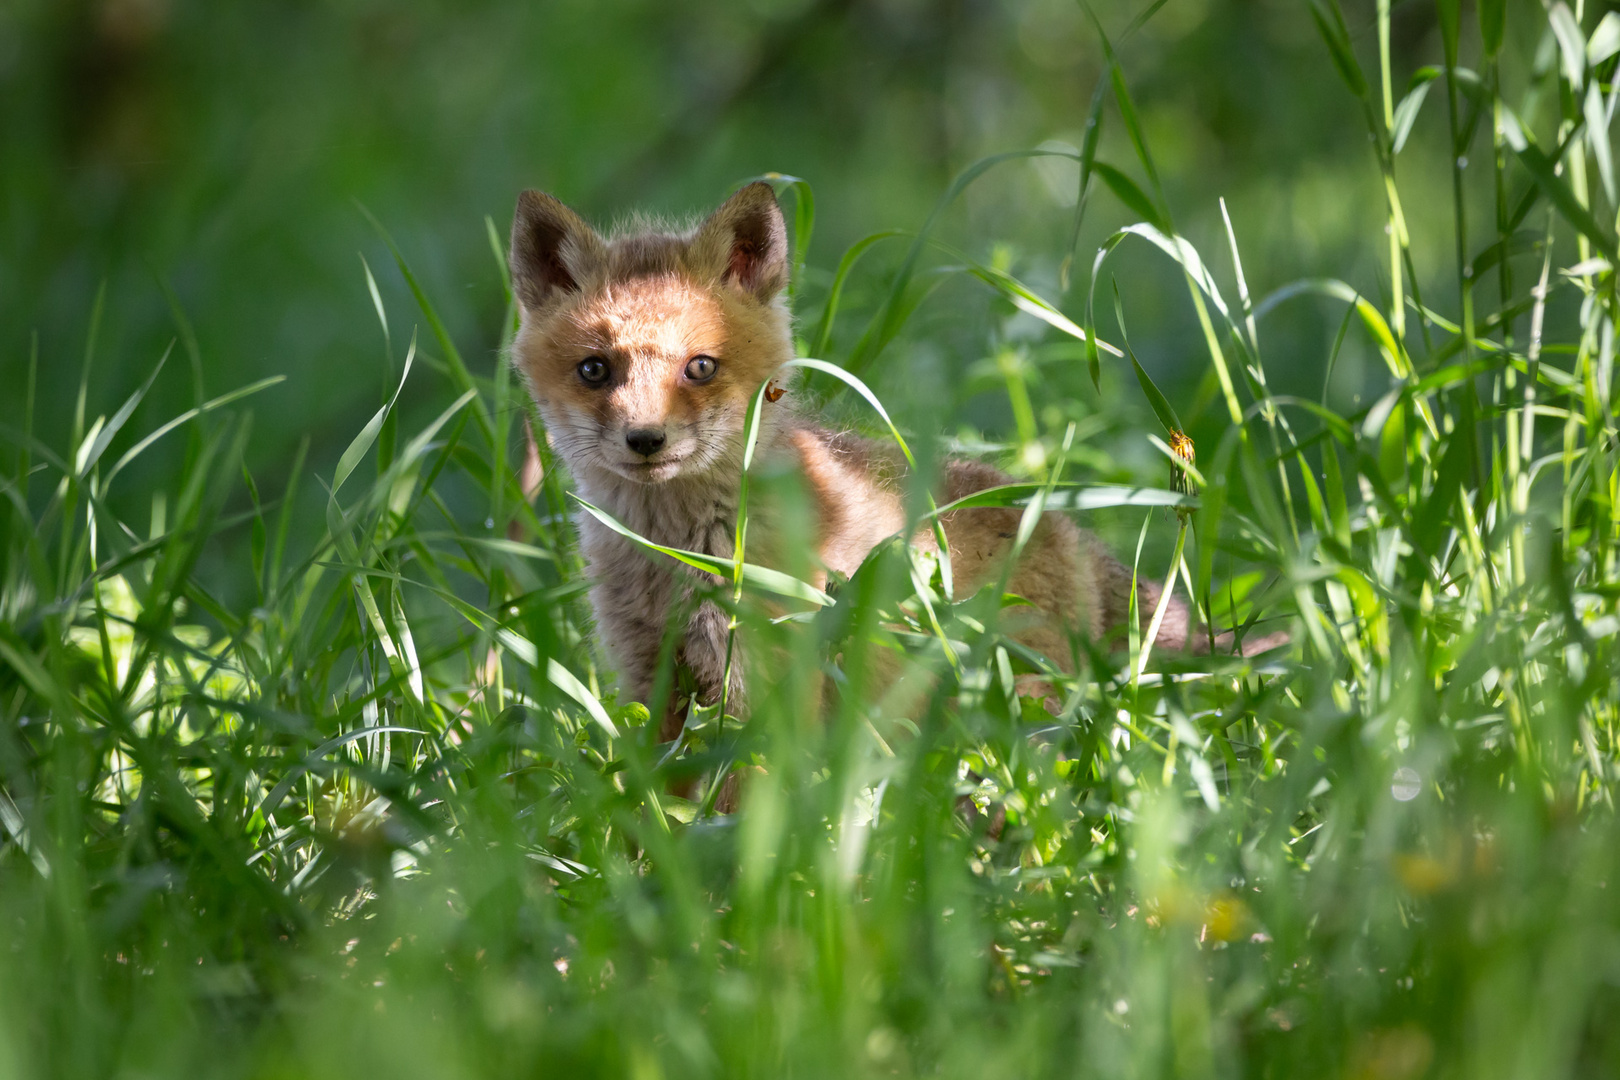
(11, 5, 1620, 1076)
(2, 0, 1457, 491)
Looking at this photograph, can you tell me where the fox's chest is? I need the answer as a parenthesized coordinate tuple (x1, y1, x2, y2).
(583, 485, 735, 556)
(576, 481, 738, 605)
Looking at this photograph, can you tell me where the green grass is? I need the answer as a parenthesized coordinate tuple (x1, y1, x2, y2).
(5, 3, 1620, 1077)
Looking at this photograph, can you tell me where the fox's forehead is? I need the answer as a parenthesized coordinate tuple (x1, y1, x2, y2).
(552, 275, 725, 357)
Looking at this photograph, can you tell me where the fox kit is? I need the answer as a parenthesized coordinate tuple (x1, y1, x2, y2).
(509, 183, 1276, 736)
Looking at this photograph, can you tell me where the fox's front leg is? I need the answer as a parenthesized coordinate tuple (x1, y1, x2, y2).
(677, 598, 746, 724)
(593, 602, 665, 712)
(587, 546, 678, 721)
(594, 569, 743, 741)
(644, 588, 744, 743)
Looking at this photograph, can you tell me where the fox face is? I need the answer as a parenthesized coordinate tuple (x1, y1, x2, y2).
(508, 183, 793, 487)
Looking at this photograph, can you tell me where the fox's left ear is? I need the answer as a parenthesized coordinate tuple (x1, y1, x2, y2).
(510, 190, 606, 313)
(690, 182, 789, 302)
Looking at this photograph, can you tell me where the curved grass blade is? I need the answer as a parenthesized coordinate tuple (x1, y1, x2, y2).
(1393, 68, 1440, 154)
(929, 243, 1121, 356)
(922, 482, 1193, 517)
(1591, 13, 1620, 66)
(1253, 277, 1413, 380)
(105, 375, 286, 487)
(78, 343, 172, 480)
(1548, 2, 1586, 89)
(1083, 4, 1166, 213)
(1113, 280, 1181, 435)
(572, 495, 833, 607)
(781, 358, 918, 469)
(1220, 197, 1259, 357)
(1117, 223, 1232, 318)
(1089, 223, 1244, 422)
(364, 387, 478, 520)
(334, 330, 416, 498)
(810, 230, 906, 360)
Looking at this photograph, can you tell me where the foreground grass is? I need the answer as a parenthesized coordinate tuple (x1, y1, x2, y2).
(5, 4, 1620, 1077)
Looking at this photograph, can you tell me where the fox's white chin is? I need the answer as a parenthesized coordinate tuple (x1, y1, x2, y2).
(603, 455, 693, 485)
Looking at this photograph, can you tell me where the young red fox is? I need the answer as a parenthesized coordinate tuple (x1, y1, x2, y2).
(509, 183, 1282, 738)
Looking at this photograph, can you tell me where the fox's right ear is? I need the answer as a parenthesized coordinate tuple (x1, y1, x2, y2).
(689, 182, 789, 302)
(509, 191, 606, 312)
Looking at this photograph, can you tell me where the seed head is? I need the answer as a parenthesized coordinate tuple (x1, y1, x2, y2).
(1168, 429, 1196, 522)
(1169, 429, 1196, 494)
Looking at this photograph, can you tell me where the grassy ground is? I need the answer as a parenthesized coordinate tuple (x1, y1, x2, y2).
(5, 3, 1620, 1077)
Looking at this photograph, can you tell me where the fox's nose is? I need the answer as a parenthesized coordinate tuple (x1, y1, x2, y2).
(625, 427, 667, 457)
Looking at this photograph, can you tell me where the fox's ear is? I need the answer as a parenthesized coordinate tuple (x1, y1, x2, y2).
(690, 182, 789, 302)
(510, 190, 605, 312)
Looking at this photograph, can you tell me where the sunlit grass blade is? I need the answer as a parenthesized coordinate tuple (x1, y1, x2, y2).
(1392, 68, 1440, 153)
(921, 482, 1193, 516)
(933, 244, 1121, 356)
(104, 374, 287, 486)
(572, 495, 833, 607)
(333, 331, 416, 498)
(77, 343, 171, 479)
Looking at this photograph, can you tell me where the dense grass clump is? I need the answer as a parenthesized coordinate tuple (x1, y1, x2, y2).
(6, 3, 1620, 1076)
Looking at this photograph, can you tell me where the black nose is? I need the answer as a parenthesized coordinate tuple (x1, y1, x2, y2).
(625, 427, 666, 457)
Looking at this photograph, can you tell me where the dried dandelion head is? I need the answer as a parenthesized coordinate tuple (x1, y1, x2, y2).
(1169, 429, 1196, 521)
(1169, 429, 1196, 492)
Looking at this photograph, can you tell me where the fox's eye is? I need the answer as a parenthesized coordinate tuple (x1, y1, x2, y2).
(577, 357, 609, 386)
(685, 355, 718, 383)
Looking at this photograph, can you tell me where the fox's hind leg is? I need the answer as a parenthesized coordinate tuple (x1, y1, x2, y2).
(931, 460, 1089, 679)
